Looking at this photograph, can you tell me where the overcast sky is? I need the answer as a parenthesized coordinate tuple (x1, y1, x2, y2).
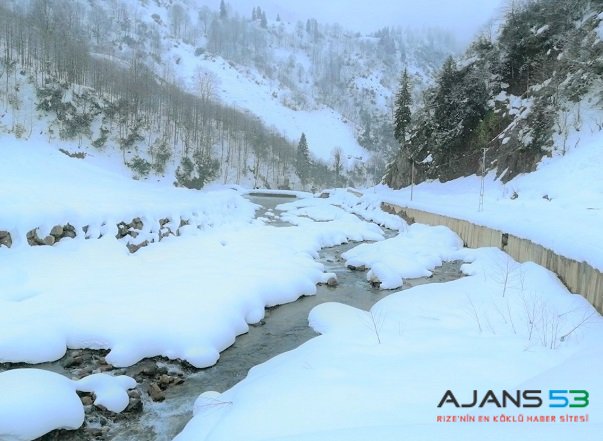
(200, 0, 506, 45)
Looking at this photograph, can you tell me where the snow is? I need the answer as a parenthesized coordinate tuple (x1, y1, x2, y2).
(597, 13, 603, 41)
(0, 369, 83, 441)
(172, 119, 603, 440)
(0, 369, 135, 441)
(75, 373, 137, 413)
(282, 188, 407, 231)
(0, 135, 256, 245)
(535, 24, 550, 35)
(342, 223, 463, 289)
(371, 126, 603, 272)
(174, 245, 603, 441)
(0, 216, 381, 368)
(0, 139, 385, 369)
(171, 47, 368, 164)
(2, 101, 602, 441)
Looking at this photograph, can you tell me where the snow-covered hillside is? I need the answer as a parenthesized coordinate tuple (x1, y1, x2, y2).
(375, 113, 603, 272)
(123, 0, 455, 158)
(170, 48, 367, 164)
(0, 0, 456, 188)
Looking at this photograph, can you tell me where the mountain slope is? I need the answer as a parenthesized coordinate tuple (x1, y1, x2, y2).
(385, 0, 603, 188)
(0, 0, 456, 188)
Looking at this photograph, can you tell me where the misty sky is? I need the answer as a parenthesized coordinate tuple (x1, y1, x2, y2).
(200, 0, 506, 45)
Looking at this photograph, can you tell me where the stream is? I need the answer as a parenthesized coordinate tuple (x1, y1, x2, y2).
(6, 196, 463, 440)
(122, 195, 463, 440)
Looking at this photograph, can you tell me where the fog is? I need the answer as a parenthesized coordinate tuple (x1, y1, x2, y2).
(199, 0, 505, 45)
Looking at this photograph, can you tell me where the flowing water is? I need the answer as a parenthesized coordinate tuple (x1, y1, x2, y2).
(8, 195, 463, 440)
(122, 195, 463, 440)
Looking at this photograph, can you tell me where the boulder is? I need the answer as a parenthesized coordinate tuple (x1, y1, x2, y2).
(0, 231, 12, 248)
(347, 264, 367, 271)
(62, 224, 77, 239)
(50, 225, 64, 237)
(126, 396, 143, 413)
(26, 228, 44, 246)
(43, 235, 56, 246)
(127, 240, 149, 253)
(116, 222, 130, 239)
(147, 382, 165, 402)
(131, 217, 144, 230)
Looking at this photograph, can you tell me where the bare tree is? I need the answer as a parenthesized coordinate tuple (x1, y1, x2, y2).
(331, 146, 343, 187)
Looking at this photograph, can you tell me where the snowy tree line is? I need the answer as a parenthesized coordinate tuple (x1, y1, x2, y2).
(102, 0, 454, 175)
(193, 2, 455, 159)
(385, 0, 603, 188)
(0, 0, 355, 189)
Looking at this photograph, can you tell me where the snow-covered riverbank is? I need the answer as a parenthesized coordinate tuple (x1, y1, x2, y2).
(2, 139, 601, 441)
(174, 194, 603, 441)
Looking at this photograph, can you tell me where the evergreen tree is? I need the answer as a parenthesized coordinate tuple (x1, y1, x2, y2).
(296, 133, 311, 188)
(175, 151, 219, 189)
(432, 56, 460, 131)
(393, 68, 412, 147)
(219, 0, 227, 19)
(524, 96, 555, 153)
(260, 11, 267, 28)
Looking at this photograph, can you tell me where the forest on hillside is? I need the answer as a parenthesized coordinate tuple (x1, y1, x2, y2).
(0, 0, 309, 189)
(0, 0, 456, 189)
(385, 0, 603, 188)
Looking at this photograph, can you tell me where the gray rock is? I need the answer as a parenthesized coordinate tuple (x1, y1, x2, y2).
(61, 354, 83, 368)
(62, 224, 77, 239)
(131, 218, 144, 230)
(159, 374, 172, 388)
(116, 222, 130, 239)
(127, 360, 158, 379)
(50, 225, 64, 237)
(147, 382, 165, 402)
(159, 227, 173, 240)
(347, 264, 367, 271)
(127, 240, 149, 253)
(85, 427, 104, 436)
(43, 235, 56, 246)
(26, 229, 44, 246)
(0, 231, 12, 248)
(98, 364, 113, 372)
(126, 396, 143, 413)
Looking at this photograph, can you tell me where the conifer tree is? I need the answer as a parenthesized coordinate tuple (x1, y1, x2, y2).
(219, 0, 227, 19)
(260, 11, 267, 28)
(393, 68, 412, 147)
(296, 133, 311, 188)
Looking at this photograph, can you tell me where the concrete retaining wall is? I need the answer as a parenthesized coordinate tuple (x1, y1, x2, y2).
(382, 203, 603, 313)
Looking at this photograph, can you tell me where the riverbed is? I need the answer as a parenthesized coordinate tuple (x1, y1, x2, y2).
(3, 196, 463, 440)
